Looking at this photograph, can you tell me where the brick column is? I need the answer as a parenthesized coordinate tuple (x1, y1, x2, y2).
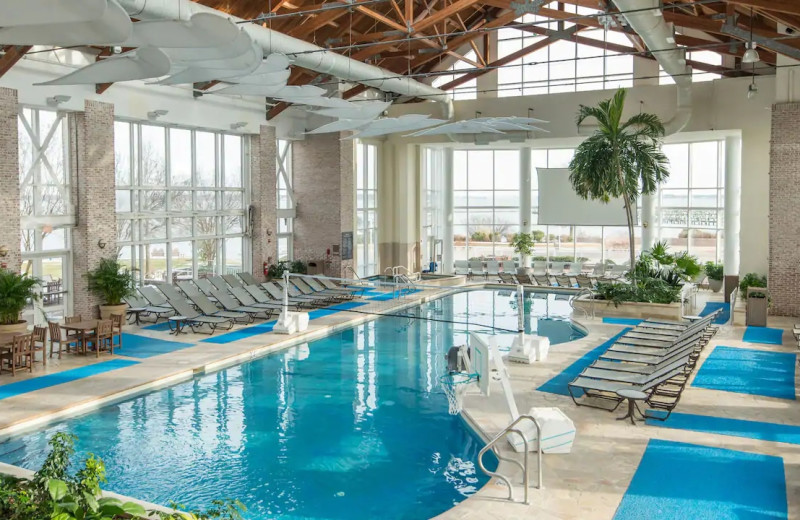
(249, 125, 278, 281)
(0, 87, 21, 272)
(292, 133, 355, 278)
(768, 103, 800, 316)
(71, 100, 117, 318)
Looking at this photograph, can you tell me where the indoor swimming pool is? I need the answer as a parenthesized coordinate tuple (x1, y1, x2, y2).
(0, 289, 584, 519)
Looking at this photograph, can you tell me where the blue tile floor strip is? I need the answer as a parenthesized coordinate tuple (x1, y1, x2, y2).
(602, 317, 643, 326)
(699, 301, 730, 325)
(692, 345, 796, 400)
(203, 301, 369, 344)
(743, 326, 784, 345)
(646, 412, 800, 445)
(613, 439, 787, 520)
(0, 359, 140, 400)
(117, 333, 195, 359)
(142, 322, 172, 332)
(536, 328, 632, 396)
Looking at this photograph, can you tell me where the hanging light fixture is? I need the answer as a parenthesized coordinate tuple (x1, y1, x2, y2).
(742, 8, 760, 64)
(747, 62, 758, 100)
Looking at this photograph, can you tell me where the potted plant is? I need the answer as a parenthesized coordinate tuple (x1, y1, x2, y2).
(569, 89, 670, 280)
(0, 269, 41, 333)
(85, 257, 135, 319)
(511, 232, 534, 274)
(704, 262, 724, 292)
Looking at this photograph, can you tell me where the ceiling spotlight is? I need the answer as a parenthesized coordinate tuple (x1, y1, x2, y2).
(147, 109, 168, 120)
(230, 121, 247, 130)
(742, 42, 760, 64)
(747, 81, 758, 100)
(46, 95, 71, 107)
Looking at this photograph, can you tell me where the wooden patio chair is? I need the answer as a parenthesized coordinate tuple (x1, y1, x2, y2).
(110, 313, 124, 350)
(31, 325, 47, 366)
(48, 320, 78, 359)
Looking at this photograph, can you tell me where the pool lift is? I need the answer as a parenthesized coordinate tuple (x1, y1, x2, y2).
(273, 272, 310, 334)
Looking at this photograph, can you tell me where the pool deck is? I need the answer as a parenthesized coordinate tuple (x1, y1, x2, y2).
(0, 283, 798, 519)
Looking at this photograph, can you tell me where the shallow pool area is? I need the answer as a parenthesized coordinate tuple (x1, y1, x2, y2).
(0, 289, 583, 519)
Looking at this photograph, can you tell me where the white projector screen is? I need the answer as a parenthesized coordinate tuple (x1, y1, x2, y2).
(536, 168, 634, 226)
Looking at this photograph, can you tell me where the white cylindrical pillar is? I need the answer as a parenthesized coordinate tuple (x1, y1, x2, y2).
(641, 193, 657, 251)
(442, 148, 455, 274)
(724, 136, 741, 275)
(519, 147, 532, 268)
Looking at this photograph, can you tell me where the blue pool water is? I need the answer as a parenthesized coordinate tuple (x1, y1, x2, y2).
(0, 289, 583, 520)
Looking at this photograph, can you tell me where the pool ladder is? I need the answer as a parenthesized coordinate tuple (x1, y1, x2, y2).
(570, 288, 596, 319)
(477, 415, 543, 505)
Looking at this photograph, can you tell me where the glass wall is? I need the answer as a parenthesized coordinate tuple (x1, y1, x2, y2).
(355, 142, 378, 277)
(276, 139, 294, 262)
(115, 121, 249, 283)
(431, 50, 478, 100)
(453, 149, 520, 261)
(18, 108, 73, 321)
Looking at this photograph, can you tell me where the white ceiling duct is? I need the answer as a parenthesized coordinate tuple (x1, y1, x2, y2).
(0, 0, 131, 45)
(0, 0, 108, 26)
(162, 31, 253, 62)
(312, 101, 391, 120)
(120, 12, 239, 48)
(210, 83, 287, 96)
(604, 0, 691, 135)
(36, 46, 170, 85)
(116, 0, 449, 103)
(276, 96, 354, 108)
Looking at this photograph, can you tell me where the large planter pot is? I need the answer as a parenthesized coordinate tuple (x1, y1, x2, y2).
(0, 321, 28, 334)
(708, 278, 723, 292)
(99, 303, 128, 320)
(574, 296, 683, 321)
(516, 267, 532, 276)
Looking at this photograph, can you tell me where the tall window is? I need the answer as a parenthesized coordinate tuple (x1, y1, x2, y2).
(453, 149, 520, 261)
(658, 141, 725, 263)
(18, 108, 73, 320)
(431, 50, 478, 100)
(497, 9, 633, 97)
(660, 50, 722, 84)
(355, 142, 378, 277)
(115, 121, 248, 284)
(422, 148, 444, 267)
(276, 139, 294, 262)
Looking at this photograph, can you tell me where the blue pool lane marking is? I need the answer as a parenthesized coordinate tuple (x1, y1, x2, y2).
(117, 333, 195, 359)
(602, 317, 643, 326)
(0, 359, 140, 400)
(203, 301, 369, 344)
(613, 439, 787, 520)
(743, 326, 784, 345)
(536, 328, 632, 396)
(699, 301, 730, 325)
(691, 345, 796, 400)
(646, 412, 800, 445)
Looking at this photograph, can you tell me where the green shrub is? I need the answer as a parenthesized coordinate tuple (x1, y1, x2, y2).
(85, 257, 135, 306)
(739, 272, 767, 299)
(704, 262, 723, 281)
(511, 232, 534, 257)
(0, 433, 245, 520)
(595, 278, 681, 306)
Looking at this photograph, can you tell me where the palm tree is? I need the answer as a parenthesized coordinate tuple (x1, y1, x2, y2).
(569, 88, 670, 275)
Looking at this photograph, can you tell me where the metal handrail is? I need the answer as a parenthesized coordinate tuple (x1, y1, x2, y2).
(345, 265, 363, 282)
(477, 414, 543, 504)
(570, 288, 595, 319)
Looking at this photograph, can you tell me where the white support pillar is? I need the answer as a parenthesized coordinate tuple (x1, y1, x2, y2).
(641, 193, 657, 251)
(519, 147, 532, 268)
(442, 148, 455, 274)
(724, 136, 741, 275)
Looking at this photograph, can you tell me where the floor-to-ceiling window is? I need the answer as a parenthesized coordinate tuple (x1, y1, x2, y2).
(276, 139, 294, 262)
(421, 147, 444, 267)
(115, 121, 249, 284)
(18, 107, 73, 322)
(355, 142, 378, 277)
(453, 149, 520, 261)
(659, 140, 725, 263)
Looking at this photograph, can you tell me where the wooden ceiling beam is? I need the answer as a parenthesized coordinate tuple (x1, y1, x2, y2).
(413, 0, 480, 32)
(725, 0, 800, 17)
(0, 45, 33, 78)
(355, 5, 408, 32)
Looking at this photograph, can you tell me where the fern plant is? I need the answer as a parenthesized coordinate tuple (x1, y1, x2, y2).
(0, 269, 41, 325)
(85, 258, 135, 306)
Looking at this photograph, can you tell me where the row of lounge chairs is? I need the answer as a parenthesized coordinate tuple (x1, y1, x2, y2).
(454, 260, 629, 279)
(567, 310, 721, 419)
(497, 272, 615, 289)
(124, 273, 363, 334)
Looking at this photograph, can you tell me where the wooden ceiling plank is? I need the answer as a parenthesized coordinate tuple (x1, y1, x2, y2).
(356, 5, 408, 32)
(413, 0, 480, 32)
(725, 0, 800, 17)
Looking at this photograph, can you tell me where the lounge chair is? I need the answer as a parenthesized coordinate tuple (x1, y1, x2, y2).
(565, 263, 581, 276)
(549, 262, 566, 275)
(209, 287, 273, 320)
(501, 260, 516, 273)
(516, 273, 535, 285)
(183, 290, 251, 324)
(273, 280, 331, 306)
(139, 286, 173, 309)
(590, 346, 699, 374)
(237, 272, 262, 286)
(532, 262, 547, 276)
(168, 298, 233, 335)
(229, 287, 284, 313)
(554, 275, 573, 288)
(208, 276, 230, 292)
(292, 278, 348, 300)
(533, 274, 550, 286)
(468, 260, 485, 280)
(222, 274, 245, 288)
(485, 261, 501, 281)
(578, 356, 692, 385)
(159, 283, 192, 304)
(575, 275, 595, 289)
(243, 284, 307, 310)
(306, 277, 356, 298)
(193, 278, 218, 297)
(453, 260, 470, 276)
(260, 282, 322, 307)
(568, 364, 689, 411)
(316, 277, 365, 296)
(123, 294, 173, 322)
(499, 272, 517, 284)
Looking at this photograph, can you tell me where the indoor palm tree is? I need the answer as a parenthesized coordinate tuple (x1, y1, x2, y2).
(569, 88, 670, 276)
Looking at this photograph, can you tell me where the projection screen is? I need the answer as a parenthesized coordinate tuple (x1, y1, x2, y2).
(536, 168, 635, 226)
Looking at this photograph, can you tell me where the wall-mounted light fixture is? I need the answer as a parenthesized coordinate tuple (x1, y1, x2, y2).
(46, 95, 71, 107)
(97, 239, 107, 249)
(147, 109, 169, 121)
(230, 121, 247, 130)
(0, 246, 8, 258)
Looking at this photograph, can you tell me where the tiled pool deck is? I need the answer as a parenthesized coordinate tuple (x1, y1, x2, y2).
(0, 284, 798, 520)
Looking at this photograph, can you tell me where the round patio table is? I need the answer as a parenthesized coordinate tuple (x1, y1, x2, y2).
(616, 388, 648, 425)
